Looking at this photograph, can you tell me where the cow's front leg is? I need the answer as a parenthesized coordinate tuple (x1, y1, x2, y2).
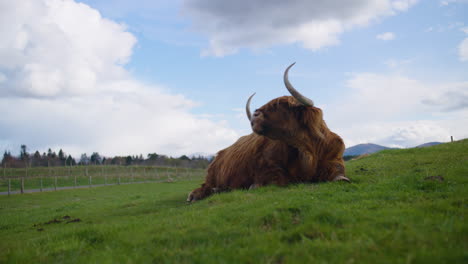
(187, 184, 214, 202)
(318, 159, 350, 183)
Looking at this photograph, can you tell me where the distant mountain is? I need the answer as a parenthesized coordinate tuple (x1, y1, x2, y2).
(415, 142, 442, 148)
(344, 143, 393, 156)
(344, 141, 445, 156)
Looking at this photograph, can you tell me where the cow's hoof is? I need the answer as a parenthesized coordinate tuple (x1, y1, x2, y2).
(186, 192, 196, 202)
(186, 191, 200, 203)
(333, 175, 351, 183)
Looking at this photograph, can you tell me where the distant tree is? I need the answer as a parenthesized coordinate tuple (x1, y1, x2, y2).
(111, 156, 124, 165)
(20, 145, 29, 161)
(179, 155, 191, 161)
(90, 152, 102, 165)
(2, 151, 13, 166)
(66, 155, 76, 166)
(58, 149, 66, 162)
(45, 148, 56, 159)
(147, 153, 159, 160)
(343, 155, 357, 161)
(80, 153, 90, 165)
(125, 156, 133, 166)
(31, 151, 42, 166)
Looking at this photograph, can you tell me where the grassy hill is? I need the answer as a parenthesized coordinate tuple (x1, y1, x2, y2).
(0, 140, 467, 263)
(344, 143, 392, 156)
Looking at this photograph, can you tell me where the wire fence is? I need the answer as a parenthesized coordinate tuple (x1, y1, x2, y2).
(0, 165, 205, 195)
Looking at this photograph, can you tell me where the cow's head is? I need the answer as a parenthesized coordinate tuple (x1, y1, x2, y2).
(247, 63, 325, 146)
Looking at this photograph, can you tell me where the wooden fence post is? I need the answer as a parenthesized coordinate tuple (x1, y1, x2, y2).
(74, 165, 77, 188)
(40, 177, 43, 192)
(451, 136, 453, 142)
(48, 160, 51, 190)
(52, 167, 57, 191)
(131, 167, 134, 182)
(166, 168, 173, 182)
(23, 165, 27, 194)
(8, 179, 11, 196)
(87, 166, 91, 187)
(118, 167, 121, 185)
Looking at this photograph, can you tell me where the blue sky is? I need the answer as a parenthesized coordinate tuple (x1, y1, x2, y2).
(0, 0, 467, 158)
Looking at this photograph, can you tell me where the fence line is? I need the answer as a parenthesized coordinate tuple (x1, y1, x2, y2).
(0, 165, 205, 196)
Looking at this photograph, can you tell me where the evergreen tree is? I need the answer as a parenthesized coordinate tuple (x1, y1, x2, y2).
(66, 155, 76, 166)
(90, 152, 102, 165)
(2, 151, 12, 166)
(20, 145, 29, 160)
(80, 153, 90, 165)
(125, 156, 133, 166)
(58, 149, 66, 162)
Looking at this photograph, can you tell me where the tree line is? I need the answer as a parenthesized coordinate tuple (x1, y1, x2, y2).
(1, 145, 213, 169)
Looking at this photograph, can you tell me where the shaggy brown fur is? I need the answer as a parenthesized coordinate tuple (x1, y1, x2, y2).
(187, 96, 348, 202)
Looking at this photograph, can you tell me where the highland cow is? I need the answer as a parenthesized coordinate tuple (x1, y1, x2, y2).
(187, 63, 349, 202)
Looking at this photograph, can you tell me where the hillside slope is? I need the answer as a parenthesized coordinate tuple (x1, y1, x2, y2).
(0, 140, 467, 263)
(344, 143, 391, 156)
(415, 142, 442, 148)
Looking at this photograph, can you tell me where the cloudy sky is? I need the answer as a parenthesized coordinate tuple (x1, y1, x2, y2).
(0, 0, 467, 158)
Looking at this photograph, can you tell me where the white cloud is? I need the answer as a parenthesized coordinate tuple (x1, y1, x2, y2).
(0, 86, 239, 157)
(424, 27, 434, 32)
(0, 72, 6, 83)
(392, 0, 419, 11)
(459, 38, 468, 61)
(384, 58, 412, 68)
(325, 73, 468, 148)
(440, 0, 468, 5)
(182, 0, 418, 56)
(0, 0, 239, 157)
(336, 120, 459, 148)
(0, 0, 136, 98)
(459, 28, 468, 61)
(376, 32, 396, 40)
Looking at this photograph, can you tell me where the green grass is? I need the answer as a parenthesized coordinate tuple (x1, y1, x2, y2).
(0, 140, 467, 263)
(0, 166, 204, 192)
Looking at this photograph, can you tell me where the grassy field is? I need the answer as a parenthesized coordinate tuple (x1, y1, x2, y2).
(0, 166, 205, 193)
(0, 140, 467, 263)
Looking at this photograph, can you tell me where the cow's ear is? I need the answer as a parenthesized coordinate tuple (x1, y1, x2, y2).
(299, 107, 325, 139)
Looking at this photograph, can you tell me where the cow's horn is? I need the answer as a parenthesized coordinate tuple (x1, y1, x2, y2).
(284, 62, 314, 107)
(246, 92, 256, 121)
